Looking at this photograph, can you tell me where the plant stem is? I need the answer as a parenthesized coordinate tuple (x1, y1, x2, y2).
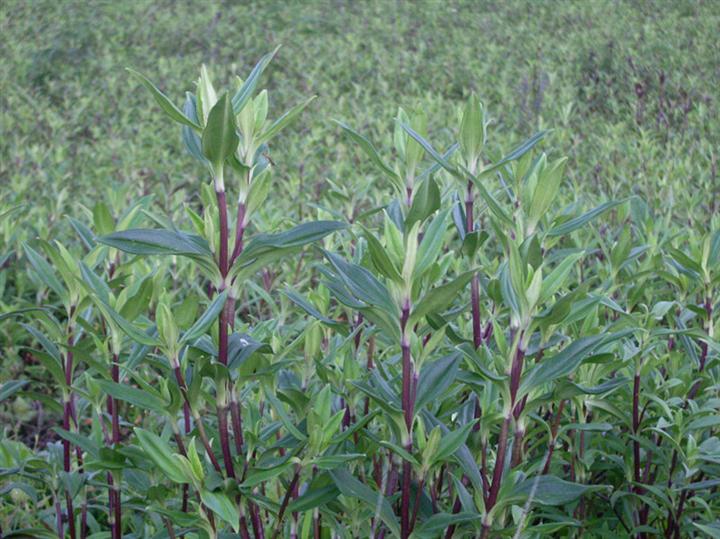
(216, 189, 229, 277)
(485, 334, 525, 532)
(465, 181, 482, 349)
(172, 364, 223, 473)
(400, 299, 415, 539)
(55, 496, 64, 539)
(230, 202, 247, 266)
(164, 518, 177, 539)
(272, 466, 301, 539)
(217, 405, 236, 478)
(111, 356, 121, 539)
(215, 187, 235, 479)
(410, 477, 424, 531)
(62, 315, 77, 539)
(542, 400, 566, 474)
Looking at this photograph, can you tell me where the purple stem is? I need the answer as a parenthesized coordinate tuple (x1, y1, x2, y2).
(400, 301, 415, 538)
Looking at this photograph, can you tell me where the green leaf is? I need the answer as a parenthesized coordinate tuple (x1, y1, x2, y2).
(434, 420, 477, 462)
(258, 96, 316, 144)
(539, 252, 584, 303)
(242, 459, 294, 488)
(411, 271, 474, 323)
(263, 388, 307, 441)
(323, 251, 397, 316)
(53, 428, 101, 459)
(180, 291, 227, 345)
(329, 468, 400, 537)
(99, 229, 212, 257)
(200, 489, 240, 533)
(413, 513, 479, 538)
(519, 331, 631, 397)
(313, 453, 366, 470)
(363, 228, 402, 283)
(334, 120, 401, 185)
(232, 47, 279, 113)
(459, 93, 485, 165)
(399, 122, 458, 176)
(512, 475, 606, 506)
(135, 428, 189, 484)
(240, 221, 346, 263)
(0, 381, 28, 402)
(96, 380, 167, 415)
(480, 130, 547, 177)
(414, 208, 450, 278)
(378, 441, 419, 466)
(23, 244, 65, 298)
(287, 484, 339, 513)
(0, 307, 47, 322)
(127, 68, 200, 129)
(406, 176, 441, 226)
(547, 199, 627, 237)
(415, 353, 461, 411)
(79, 265, 158, 346)
(202, 93, 239, 170)
(692, 523, 720, 538)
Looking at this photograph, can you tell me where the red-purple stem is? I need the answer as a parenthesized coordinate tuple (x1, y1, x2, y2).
(400, 300, 415, 538)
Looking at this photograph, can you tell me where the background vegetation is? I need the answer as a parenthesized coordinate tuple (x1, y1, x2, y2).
(1, 1, 719, 537)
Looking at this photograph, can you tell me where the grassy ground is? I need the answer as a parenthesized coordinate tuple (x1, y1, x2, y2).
(2, 0, 718, 221)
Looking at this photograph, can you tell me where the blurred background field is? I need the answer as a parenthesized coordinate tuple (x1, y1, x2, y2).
(2, 0, 719, 224)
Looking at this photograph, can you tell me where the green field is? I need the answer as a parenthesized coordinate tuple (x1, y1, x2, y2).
(1, 1, 719, 537)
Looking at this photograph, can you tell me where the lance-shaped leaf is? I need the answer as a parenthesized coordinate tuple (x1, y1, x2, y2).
(54, 428, 101, 459)
(202, 93, 239, 171)
(518, 330, 633, 397)
(135, 428, 190, 484)
(179, 291, 227, 346)
(264, 387, 307, 441)
(23, 244, 66, 298)
(233, 221, 347, 277)
(0, 381, 28, 403)
(415, 352, 461, 411)
(80, 264, 159, 346)
(546, 199, 627, 237)
(414, 208, 450, 278)
(478, 130, 548, 178)
(406, 176, 441, 226)
(410, 271, 474, 324)
(511, 475, 607, 506)
(422, 410, 483, 492)
(96, 380, 168, 415)
(200, 490, 240, 533)
(539, 252, 584, 304)
(334, 120, 402, 187)
(232, 46, 279, 113)
(258, 95, 317, 144)
(127, 69, 201, 130)
(99, 228, 212, 258)
(363, 228, 402, 283)
(182, 93, 208, 164)
(287, 484, 340, 513)
(282, 289, 346, 329)
(323, 250, 397, 316)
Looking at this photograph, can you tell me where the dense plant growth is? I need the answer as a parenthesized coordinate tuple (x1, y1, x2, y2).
(2, 2, 720, 538)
